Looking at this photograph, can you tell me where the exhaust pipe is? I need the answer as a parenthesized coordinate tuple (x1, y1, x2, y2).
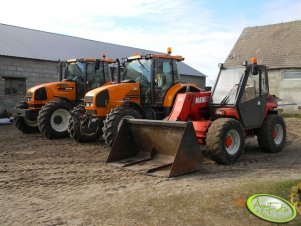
(107, 119, 203, 177)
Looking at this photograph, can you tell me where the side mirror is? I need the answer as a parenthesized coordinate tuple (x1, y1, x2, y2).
(251, 65, 259, 75)
(122, 61, 126, 68)
(95, 59, 100, 70)
(57, 61, 67, 81)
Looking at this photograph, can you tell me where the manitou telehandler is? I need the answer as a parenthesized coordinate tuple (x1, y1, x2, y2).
(107, 58, 286, 177)
(13, 57, 116, 139)
(68, 48, 200, 143)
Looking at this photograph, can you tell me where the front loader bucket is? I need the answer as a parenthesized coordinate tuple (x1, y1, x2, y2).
(107, 119, 203, 177)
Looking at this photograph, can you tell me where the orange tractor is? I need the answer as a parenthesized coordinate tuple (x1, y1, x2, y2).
(107, 58, 286, 177)
(13, 57, 115, 139)
(68, 49, 200, 143)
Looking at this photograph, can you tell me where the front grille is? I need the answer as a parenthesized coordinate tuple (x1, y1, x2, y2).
(34, 87, 47, 100)
(96, 90, 109, 107)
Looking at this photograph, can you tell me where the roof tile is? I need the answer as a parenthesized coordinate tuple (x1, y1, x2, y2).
(225, 20, 301, 69)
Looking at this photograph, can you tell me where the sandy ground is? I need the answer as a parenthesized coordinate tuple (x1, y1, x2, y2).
(0, 118, 301, 226)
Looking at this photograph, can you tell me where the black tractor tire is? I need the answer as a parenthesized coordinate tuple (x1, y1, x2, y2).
(13, 101, 39, 133)
(68, 116, 103, 143)
(102, 106, 142, 147)
(38, 99, 73, 139)
(206, 118, 245, 164)
(257, 114, 286, 153)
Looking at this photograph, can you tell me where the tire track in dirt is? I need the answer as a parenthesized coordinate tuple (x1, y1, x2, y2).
(0, 119, 301, 225)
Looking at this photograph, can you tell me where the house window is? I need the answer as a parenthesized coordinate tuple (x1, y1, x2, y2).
(3, 77, 26, 95)
(283, 71, 301, 80)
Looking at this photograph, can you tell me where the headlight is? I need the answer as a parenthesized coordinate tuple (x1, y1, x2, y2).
(215, 110, 225, 115)
(85, 102, 94, 107)
(26, 92, 33, 101)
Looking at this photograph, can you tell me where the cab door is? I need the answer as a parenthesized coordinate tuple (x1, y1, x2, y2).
(237, 67, 268, 129)
(153, 59, 178, 104)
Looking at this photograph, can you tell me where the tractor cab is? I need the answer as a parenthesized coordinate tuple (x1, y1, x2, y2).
(13, 56, 116, 139)
(122, 48, 183, 105)
(59, 57, 115, 100)
(210, 58, 271, 129)
(69, 48, 200, 144)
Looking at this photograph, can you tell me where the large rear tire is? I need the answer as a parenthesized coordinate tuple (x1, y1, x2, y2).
(206, 118, 245, 164)
(68, 116, 103, 142)
(102, 106, 142, 147)
(14, 101, 39, 133)
(257, 114, 286, 153)
(38, 99, 73, 139)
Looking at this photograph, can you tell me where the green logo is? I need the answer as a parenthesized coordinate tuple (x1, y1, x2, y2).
(247, 194, 297, 223)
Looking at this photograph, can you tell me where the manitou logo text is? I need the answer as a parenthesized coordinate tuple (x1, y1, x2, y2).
(195, 96, 208, 104)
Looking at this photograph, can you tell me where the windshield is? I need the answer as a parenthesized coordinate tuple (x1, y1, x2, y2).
(65, 61, 111, 89)
(124, 59, 152, 86)
(211, 67, 245, 105)
(86, 62, 111, 88)
(66, 62, 85, 81)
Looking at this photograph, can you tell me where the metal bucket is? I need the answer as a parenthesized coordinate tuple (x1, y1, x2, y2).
(107, 119, 203, 177)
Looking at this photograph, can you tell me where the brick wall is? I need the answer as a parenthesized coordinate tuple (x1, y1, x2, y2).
(268, 68, 301, 114)
(0, 56, 58, 114)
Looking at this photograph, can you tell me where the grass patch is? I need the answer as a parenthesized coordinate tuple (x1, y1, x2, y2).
(243, 179, 300, 199)
(280, 113, 301, 119)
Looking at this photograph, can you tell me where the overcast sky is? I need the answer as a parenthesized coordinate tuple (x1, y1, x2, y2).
(1, 0, 301, 85)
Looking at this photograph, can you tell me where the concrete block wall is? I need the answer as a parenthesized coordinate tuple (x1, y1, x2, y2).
(268, 69, 301, 114)
(0, 56, 58, 114)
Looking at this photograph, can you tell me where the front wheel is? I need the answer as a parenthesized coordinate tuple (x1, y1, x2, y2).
(257, 114, 286, 153)
(38, 99, 73, 139)
(14, 101, 39, 133)
(68, 115, 103, 143)
(206, 118, 245, 164)
(102, 106, 142, 147)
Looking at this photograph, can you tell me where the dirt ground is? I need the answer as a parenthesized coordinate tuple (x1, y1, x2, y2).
(0, 118, 301, 226)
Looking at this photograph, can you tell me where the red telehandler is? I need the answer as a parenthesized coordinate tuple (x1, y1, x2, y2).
(107, 58, 286, 177)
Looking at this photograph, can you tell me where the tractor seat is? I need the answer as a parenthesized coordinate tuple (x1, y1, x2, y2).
(242, 86, 256, 102)
(156, 73, 167, 88)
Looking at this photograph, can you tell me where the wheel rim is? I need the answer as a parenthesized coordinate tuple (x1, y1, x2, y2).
(273, 124, 284, 145)
(24, 118, 38, 127)
(50, 109, 71, 132)
(117, 116, 135, 131)
(224, 130, 241, 155)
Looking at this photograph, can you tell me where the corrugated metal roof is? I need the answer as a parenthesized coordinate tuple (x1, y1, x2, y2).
(0, 23, 205, 77)
(225, 20, 301, 69)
